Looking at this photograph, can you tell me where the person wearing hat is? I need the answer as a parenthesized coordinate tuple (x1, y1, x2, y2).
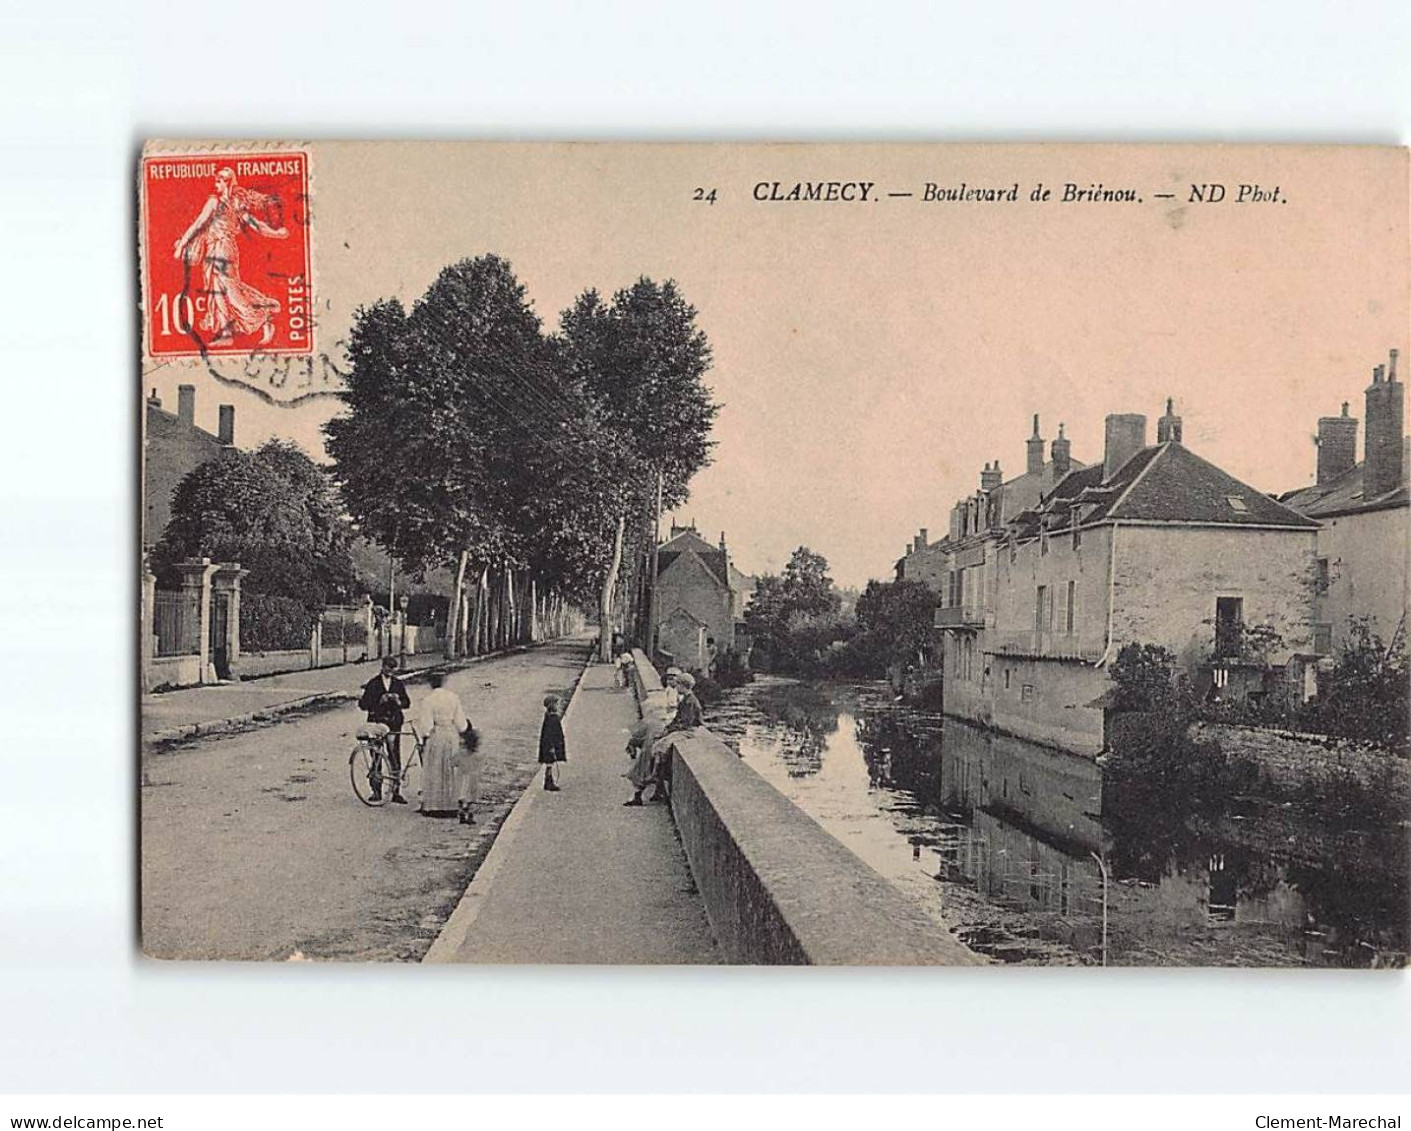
(357, 657, 411, 804)
(623, 715, 661, 806)
(663, 668, 683, 711)
(624, 671, 703, 806)
(538, 695, 567, 792)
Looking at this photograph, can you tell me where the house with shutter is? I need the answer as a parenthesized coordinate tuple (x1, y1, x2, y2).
(905, 402, 1320, 757)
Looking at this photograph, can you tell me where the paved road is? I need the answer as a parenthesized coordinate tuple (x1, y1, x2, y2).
(141, 637, 592, 962)
(427, 660, 718, 964)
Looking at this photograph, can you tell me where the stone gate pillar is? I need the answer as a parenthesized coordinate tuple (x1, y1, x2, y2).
(174, 558, 218, 684)
(212, 563, 249, 679)
(141, 568, 157, 693)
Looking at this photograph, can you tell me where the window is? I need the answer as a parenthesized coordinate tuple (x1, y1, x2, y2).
(1035, 585, 1051, 632)
(1040, 529, 1049, 556)
(1021, 683, 1034, 702)
(1314, 623, 1333, 656)
(1315, 557, 1330, 595)
(1004, 668, 1011, 691)
(1072, 526, 1082, 551)
(1065, 580, 1076, 634)
(1226, 495, 1249, 513)
(1215, 596, 1243, 659)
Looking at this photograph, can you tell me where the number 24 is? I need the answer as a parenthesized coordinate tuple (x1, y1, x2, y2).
(693, 187, 717, 205)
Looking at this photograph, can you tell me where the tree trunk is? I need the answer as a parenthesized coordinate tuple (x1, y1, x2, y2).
(471, 568, 487, 655)
(598, 513, 626, 661)
(447, 548, 469, 659)
(645, 469, 663, 656)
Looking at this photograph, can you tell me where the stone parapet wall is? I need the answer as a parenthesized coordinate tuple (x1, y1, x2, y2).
(625, 648, 980, 965)
(1193, 721, 1410, 802)
(663, 730, 981, 965)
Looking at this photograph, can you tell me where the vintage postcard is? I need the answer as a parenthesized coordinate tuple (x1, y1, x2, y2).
(138, 141, 1408, 966)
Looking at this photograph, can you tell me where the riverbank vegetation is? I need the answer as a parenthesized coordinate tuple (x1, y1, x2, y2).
(742, 546, 938, 679)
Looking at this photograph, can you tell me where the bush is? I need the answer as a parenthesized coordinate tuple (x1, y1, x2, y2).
(240, 593, 317, 652)
(713, 646, 752, 689)
(690, 671, 724, 707)
(1296, 619, 1408, 752)
(1103, 707, 1256, 816)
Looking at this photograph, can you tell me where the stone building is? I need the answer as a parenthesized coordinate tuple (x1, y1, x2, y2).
(144, 384, 236, 549)
(653, 522, 739, 671)
(898, 415, 1086, 589)
(1280, 349, 1408, 654)
(908, 403, 1320, 757)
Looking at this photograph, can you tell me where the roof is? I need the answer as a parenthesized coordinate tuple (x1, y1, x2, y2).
(661, 606, 709, 627)
(1045, 463, 1105, 502)
(657, 546, 731, 590)
(1280, 456, 1410, 519)
(656, 527, 731, 587)
(995, 456, 1088, 523)
(146, 401, 225, 447)
(659, 527, 719, 555)
(1080, 442, 1317, 529)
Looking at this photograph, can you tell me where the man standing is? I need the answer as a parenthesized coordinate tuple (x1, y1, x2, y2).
(358, 657, 412, 804)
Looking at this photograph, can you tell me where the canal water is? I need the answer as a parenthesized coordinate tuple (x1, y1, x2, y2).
(703, 677, 1408, 967)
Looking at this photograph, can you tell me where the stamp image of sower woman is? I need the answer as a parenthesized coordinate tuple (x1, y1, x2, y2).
(172, 166, 288, 347)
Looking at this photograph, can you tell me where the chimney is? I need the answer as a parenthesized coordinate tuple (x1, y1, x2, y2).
(177, 384, 196, 428)
(918, 528, 928, 549)
(1157, 397, 1184, 444)
(1364, 350, 1405, 498)
(1050, 424, 1071, 479)
(1315, 401, 1358, 485)
(980, 460, 1003, 493)
(1026, 414, 1045, 475)
(1103, 413, 1148, 481)
(147, 388, 162, 408)
(217, 404, 235, 446)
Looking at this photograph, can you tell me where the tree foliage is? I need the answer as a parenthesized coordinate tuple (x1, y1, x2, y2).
(852, 579, 940, 667)
(152, 440, 356, 607)
(326, 259, 720, 624)
(1298, 619, 1409, 750)
(744, 547, 852, 675)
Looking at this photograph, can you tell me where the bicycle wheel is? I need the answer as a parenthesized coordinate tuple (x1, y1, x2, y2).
(349, 740, 389, 807)
(397, 747, 422, 807)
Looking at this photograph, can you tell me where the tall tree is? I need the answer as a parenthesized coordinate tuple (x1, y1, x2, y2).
(152, 441, 356, 606)
(853, 578, 939, 668)
(559, 278, 719, 658)
(327, 258, 572, 580)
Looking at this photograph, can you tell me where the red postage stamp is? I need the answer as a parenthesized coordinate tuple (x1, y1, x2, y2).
(141, 150, 313, 358)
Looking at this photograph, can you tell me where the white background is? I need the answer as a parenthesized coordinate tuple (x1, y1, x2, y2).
(1, 0, 1408, 1095)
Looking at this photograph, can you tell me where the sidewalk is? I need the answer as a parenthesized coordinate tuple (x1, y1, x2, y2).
(425, 660, 719, 964)
(142, 651, 451, 744)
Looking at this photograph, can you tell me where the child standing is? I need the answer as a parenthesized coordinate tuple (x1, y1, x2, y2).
(538, 695, 566, 791)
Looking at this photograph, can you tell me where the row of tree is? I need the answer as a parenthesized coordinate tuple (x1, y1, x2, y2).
(326, 256, 718, 657)
(154, 256, 720, 658)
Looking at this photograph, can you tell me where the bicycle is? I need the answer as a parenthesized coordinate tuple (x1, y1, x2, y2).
(348, 723, 425, 807)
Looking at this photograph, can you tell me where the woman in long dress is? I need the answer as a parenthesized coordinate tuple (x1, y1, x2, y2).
(415, 671, 478, 823)
(173, 167, 289, 347)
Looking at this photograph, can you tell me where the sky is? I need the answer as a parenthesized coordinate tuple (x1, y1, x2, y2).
(142, 142, 1409, 588)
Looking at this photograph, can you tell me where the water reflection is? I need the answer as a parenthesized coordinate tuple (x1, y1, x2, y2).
(706, 678, 1408, 967)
